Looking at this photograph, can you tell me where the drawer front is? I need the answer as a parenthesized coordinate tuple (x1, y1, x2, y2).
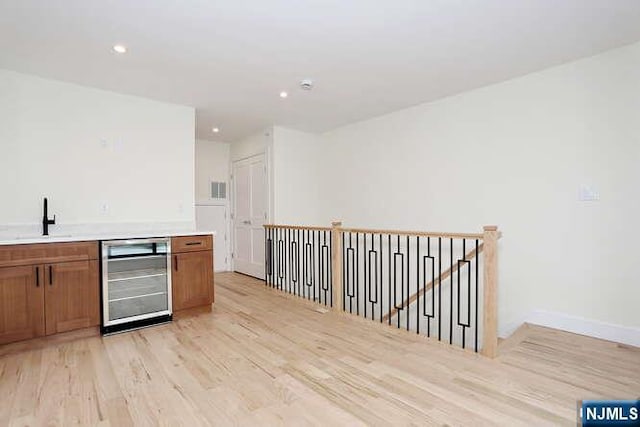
(171, 235, 213, 253)
(0, 241, 99, 268)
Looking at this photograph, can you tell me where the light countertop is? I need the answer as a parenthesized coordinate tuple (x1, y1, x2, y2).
(0, 229, 215, 246)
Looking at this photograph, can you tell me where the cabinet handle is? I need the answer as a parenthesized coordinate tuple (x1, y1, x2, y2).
(35, 266, 40, 287)
(185, 242, 202, 246)
(49, 265, 53, 286)
(174, 255, 178, 271)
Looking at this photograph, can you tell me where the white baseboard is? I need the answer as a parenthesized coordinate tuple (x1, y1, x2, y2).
(500, 310, 640, 347)
(499, 314, 530, 339)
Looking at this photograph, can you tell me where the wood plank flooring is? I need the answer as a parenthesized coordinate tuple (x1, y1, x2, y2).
(1, 272, 638, 426)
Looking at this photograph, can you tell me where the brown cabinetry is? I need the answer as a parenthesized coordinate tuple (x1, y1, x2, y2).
(0, 242, 99, 345)
(171, 235, 214, 312)
(45, 260, 100, 335)
(0, 265, 44, 344)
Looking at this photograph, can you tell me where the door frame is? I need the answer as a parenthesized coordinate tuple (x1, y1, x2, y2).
(230, 151, 272, 277)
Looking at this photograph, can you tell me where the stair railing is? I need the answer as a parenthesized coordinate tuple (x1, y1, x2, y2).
(264, 223, 500, 357)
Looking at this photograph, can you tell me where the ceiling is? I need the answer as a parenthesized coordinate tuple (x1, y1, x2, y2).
(1, 1, 640, 142)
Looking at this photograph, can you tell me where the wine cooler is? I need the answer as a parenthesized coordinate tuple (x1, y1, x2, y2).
(101, 238, 172, 334)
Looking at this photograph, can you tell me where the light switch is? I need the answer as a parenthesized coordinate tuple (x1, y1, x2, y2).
(578, 185, 599, 202)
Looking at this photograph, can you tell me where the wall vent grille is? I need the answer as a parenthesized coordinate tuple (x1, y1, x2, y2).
(210, 181, 227, 199)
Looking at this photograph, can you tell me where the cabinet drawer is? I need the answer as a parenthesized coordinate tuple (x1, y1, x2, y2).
(0, 241, 99, 268)
(171, 235, 213, 253)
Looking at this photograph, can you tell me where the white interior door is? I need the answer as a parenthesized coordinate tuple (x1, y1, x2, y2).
(195, 205, 228, 272)
(233, 154, 266, 278)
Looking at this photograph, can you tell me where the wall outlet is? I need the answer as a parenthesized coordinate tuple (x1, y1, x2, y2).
(100, 203, 109, 214)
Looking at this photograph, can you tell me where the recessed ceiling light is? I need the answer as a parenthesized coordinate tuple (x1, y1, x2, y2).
(212, 127, 220, 133)
(279, 91, 288, 98)
(112, 44, 127, 54)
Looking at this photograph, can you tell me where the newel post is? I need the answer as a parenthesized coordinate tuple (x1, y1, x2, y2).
(331, 221, 343, 312)
(482, 225, 499, 358)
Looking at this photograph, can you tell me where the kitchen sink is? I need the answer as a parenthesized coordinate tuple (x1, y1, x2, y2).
(14, 234, 73, 240)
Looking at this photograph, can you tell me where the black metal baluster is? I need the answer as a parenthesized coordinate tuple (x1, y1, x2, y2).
(276, 228, 280, 290)
(463, 239, 467, 348)
(271, 228, 275, 288)
(369, 233, 377, 321)
(450, 238, 454, 345)
(320, 230, 325, 304)
(302, 229, 306, 299)
(458, 239, 466, 349)
(348, 232, 354, 313)
(406, 235, 410, 331)
(271, 228, 276, 288)
(342, 231, 346, 311)
(289, 228, 294, 296)
(289, 229, 300, 296)
(438, 237, 442, 341)
(466, 239, 471, 349)
(324, 230, 328, 305)
(424, 237, 434, 337)
(475, 239, 479, 353)
(323, 230, 330, 306)
(296, 228, 300, 296)
(278, 228, 285, 291)
(379, 234, 383, 323)
(364, 233, 368, 319)
(396, 235, 401, 330)
(286, 228, 290, 294)
(313, 229, 317, 302)
(356, 232, 360, 316)
(457, 239, 472, 349)
(319, 231, 324, 305)
(297, 229, 301, 297)
(281, 229, 286, 291)
(416, 235, 420, 335)
(387, 234, 391, 325)
(308, 229, 313, 301)
(329, 230, 333, 307)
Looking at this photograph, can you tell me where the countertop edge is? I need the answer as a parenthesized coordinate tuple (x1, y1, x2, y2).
(0, 230, 216, 246)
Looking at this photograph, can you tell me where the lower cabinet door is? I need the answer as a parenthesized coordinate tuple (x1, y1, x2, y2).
(0, 265, 45, 345)
(45, 260, 100, 335)
(172, 251, 214, 311)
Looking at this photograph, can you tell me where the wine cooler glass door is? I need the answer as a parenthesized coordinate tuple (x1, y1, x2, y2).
(102, 239, 172, 327)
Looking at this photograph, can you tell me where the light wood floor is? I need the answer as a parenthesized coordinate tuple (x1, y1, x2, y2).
(1, 273, 638, 426)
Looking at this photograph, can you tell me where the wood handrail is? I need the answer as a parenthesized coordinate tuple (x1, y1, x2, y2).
(337, 227, 483, 240)
(264, 224, 485, 240)
(264, 224, 332, 231)
(381, 243, 485, 322)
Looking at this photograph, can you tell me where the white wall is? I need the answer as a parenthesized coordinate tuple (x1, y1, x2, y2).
(195, 139, 230, 203)
(230, 128, 272, 162)
(0, 69, 195, 227)
(321, 41, 640, 335)
(272, 126, 326, 225)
